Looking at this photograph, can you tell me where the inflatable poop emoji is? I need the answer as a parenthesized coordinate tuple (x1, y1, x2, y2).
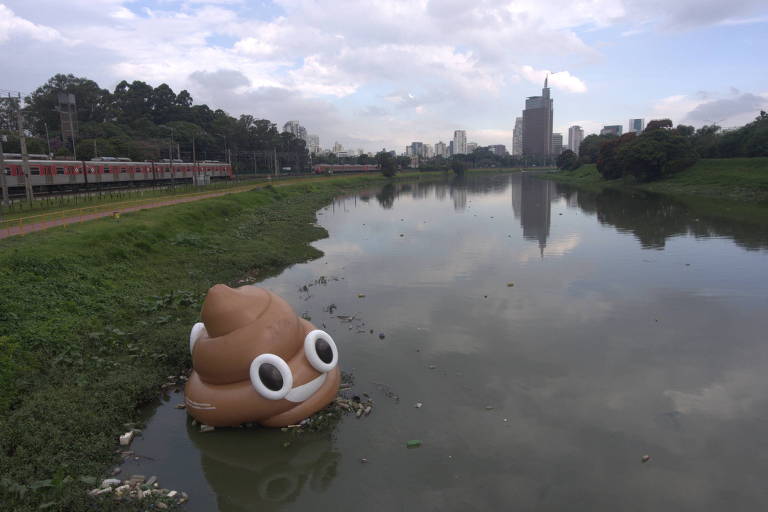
(184, 285, 341, 427)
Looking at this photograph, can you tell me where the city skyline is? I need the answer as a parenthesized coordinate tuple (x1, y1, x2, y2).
(1, 1, 766, 152)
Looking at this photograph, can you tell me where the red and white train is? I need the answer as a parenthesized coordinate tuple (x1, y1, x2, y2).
(312, 164, 379, 175)
(1, 156, 233, 194)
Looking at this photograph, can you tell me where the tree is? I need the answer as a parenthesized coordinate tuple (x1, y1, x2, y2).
(597, 133, 636, 179)
(451, 159, 467, 176)
(24, 74, 112, 135)
(376, 151, 397, 177)
(556, 149, 580, 171)
(396, 155, 411, 169)
(579, 134, 614, 164)
(644, 119, 673, 132)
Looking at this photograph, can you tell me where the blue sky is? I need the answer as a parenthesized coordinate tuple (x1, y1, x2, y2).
(1, 0, 766, 152)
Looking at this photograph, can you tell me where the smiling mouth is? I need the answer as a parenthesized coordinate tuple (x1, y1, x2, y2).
(285, 373, 327, 403)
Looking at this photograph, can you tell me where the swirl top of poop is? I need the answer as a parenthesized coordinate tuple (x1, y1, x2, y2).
(184, 284, 340, 428)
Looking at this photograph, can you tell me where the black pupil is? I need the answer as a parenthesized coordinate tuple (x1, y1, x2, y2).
(316, 338, 333, 364)
(259, 363, 283, 391)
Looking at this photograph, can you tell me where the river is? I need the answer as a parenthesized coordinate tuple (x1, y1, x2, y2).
(121, 172, 768, 511)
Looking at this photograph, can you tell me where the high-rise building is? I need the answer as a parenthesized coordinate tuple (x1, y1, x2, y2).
(448, 140, 455, 156)
(568, 125, 584, 154)
(453, 130, 467, 155)
(551, 133, 563, 156)
(512, 117, 523, 156)
(466, 142, 478, 153)
(308, 134, 320, 154)
(522, 77, 553, 159)
(489, 144, 507, 156)
(435, 141, 447, 157)
(600, 125, 622, 136)
(332, 141, 343, 154)
(410, 142, 425, 158)
(628, 118, 645, 133)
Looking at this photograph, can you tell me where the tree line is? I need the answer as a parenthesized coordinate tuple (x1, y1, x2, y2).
(557, 111, 768, 181)
(0, 74, 309, 171)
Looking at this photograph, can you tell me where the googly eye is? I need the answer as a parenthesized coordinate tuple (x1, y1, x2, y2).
(304, 330, 338, 373)
(250, 354, 293, 400)
(189, 322, 207, 354)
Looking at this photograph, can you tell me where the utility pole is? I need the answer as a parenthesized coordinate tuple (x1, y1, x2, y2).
(192, 134, 198, 184)
(15, 93, 34, 202)
(273, 147, 278, 176)
(253, 150, 257, 176)
(0, 135, 9, 207)
(169, 133, 175, 190)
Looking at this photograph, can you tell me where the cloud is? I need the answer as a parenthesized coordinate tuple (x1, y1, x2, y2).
(520, 65, 587, 93)
(0, 4, 63, 43)
(189, 69, 251, 91)
(685, 93, 768, 124)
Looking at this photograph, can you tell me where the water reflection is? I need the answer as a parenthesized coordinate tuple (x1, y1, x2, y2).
(123, 172, 768, 512)
(189, 426, 339, 511)
(511, 173, 554, 256)
(561, 185, 768, 250)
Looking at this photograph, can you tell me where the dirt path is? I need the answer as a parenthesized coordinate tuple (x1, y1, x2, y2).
(0, 187, 252, 240)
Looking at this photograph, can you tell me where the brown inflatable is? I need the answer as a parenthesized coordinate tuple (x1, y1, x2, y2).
(184, 284, 340, 427)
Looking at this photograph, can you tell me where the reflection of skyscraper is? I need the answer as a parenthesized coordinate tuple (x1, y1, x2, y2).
(511, 173, 554, 256)
(450, 183, 467, 211)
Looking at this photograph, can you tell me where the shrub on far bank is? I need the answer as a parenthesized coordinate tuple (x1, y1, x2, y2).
(376, 151, 398, 177)
(556, 149, 581, 171)
(451, 159, 467, 176)
(595, 121, 698, 182)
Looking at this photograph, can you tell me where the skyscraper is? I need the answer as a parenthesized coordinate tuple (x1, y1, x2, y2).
(628, 118, 645, 133)
(453, 130, 467, 155)
(568, 125, 584, 154)
(522, 76, 553, 160)
(448, 140, 454, 156)
(512, 117, 523, 156)
(600, 125, 622, 136)
(308, 134, 320, 154)
(551, 133, 563, 156)
(489, 144, 507, 156)
(466, 142, 478, 153)
(435, 141, 447, 157)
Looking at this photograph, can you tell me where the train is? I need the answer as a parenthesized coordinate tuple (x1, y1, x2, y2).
(1, 156, 233, 195)
(312, 164, 379, 175)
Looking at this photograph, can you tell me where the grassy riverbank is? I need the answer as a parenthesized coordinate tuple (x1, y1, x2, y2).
(0, 171, 454, 510)
(543, 158, 768, 204)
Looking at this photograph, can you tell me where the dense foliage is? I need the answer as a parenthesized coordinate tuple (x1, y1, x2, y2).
(592, 122, 699, 182)
(2, 74, 309, 172)
(556, 149, 581, 171)
(579, 112, 767, 183)
(451, 159, 468, 176)
(376, 151, 398, 177)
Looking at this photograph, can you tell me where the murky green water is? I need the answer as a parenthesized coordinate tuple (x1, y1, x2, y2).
(123, 173, 768, 511)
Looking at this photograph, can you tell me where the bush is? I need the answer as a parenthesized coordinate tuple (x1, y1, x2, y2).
(596, 122, 699, 182)
(451, 160, 467, 176)
(556, 150, 581, 171)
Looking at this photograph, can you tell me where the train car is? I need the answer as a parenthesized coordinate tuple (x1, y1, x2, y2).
(312, 164, 379, 175)
(1, 158, 233, 195)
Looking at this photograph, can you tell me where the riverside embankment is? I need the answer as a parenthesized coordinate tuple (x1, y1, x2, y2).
(0, 171, 471, 511)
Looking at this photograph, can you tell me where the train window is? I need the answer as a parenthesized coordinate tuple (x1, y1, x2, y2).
(56, 167, 65, 175)
(120, 167, 127, 173)
(30, 167, 40, 175)
(104, 166, 110, 173)
(3, 167, 10, 175)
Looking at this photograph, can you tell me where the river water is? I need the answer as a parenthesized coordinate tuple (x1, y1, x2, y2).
(122, 172, 768, 511)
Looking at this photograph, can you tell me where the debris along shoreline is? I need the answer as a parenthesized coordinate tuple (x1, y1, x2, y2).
(1, 172, 461, 511)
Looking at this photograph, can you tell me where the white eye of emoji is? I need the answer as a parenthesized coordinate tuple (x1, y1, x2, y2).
(249, 354, 293, 400)
(304, 330, 338, 373)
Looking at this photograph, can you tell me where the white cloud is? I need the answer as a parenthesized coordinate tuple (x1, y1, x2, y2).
(0, 4, 63, 43)
(520, 66, 588, 93)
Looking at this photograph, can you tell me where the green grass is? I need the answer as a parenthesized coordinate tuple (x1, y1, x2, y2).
(544, 158, 768, 204)
(0, 172, 448, 511)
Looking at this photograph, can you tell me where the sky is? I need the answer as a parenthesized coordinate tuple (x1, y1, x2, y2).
(1, 0, 767, 152)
